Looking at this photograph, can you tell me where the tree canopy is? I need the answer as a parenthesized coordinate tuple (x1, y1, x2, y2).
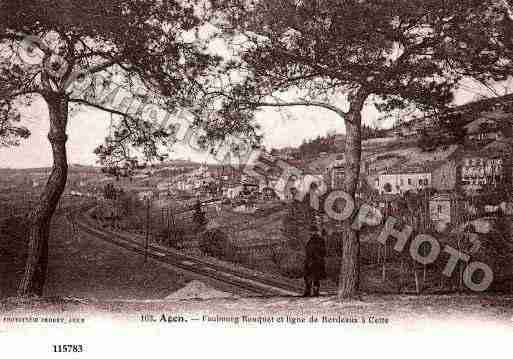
(209, 0, 501, 114)
(0, 0, 222, 296)
(202, 0, 508, 298)
(0, 0, 221, 159)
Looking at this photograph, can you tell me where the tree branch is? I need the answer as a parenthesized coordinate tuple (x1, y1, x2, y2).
(0, 31, 52, 56)
(250, 100, 347, 119)
(501, 0, 513, 20)
(85, 56, 123, 75)
(2, 88, 41, 100)
(69, 97, 131, 118)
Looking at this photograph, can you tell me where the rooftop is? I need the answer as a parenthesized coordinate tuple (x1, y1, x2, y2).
(430, 193, 464, 201)
(382, 161, 447, 175)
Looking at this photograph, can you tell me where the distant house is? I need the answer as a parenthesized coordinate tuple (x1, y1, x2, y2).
(377, 166, 431, 195)
(273, 177, 293, 201)
(278, 147, 301, 160)
(273, 173, 324, 201)
(464, 117, 506, 143)
(392, 118, 429, 138)
(429, 193, 464, 225)
(262, 187, 277, 201)
(326, 158, 344, 190)
(224, 185, 244, 199)
(175, 180, 193, 192)
(460, 153, 507, 192)
(137, 191, 155, 201)
(241, 173, 259, 185)
(328, 165, 345, 189)
(156, 181, 174, 192)
(376, 157, 459, 195)
(431, 160, 458, 191)
(325, 158, 371, 190)
(393, 123, 417, 138)
(132, 174, 149, 180)
(464, 111, 512, 144)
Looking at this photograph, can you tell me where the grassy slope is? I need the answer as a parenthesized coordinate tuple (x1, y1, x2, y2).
(0, 216, 189, 300)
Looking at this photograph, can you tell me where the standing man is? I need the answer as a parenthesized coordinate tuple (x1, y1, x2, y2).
(303, 225, 327, 297)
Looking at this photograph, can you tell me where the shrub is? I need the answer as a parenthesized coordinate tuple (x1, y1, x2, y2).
(122, 215, 143, 231)
(278, 250, 305, 279)
(270, 247, 287, 266)
(155, 225, 186, 248)
(192, 200, 208, 230)
(199, 229, 228, 257)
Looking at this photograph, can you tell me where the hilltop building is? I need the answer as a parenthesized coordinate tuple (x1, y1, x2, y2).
(325, 158, 368, 190)
(464, 111, 512, 144)
(377, 166, 431, 195)
(429, 193, 465, 226)
(327, 162, 345, 189)
(459, 152, 508, 193)
(431, 160, 459, 191)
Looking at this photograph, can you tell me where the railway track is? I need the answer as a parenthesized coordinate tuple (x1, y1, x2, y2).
(75, 212, 303, 297)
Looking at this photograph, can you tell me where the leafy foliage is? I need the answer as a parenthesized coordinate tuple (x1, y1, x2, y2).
(199, 228, 229, 257)
(0, 0, 222, 162)
(210, 0, 502, 115)
(299, 135, 336, 158)
(192, 199, 208, 229)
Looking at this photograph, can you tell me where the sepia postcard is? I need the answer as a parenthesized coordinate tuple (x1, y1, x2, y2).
(2, 1, 513, 357)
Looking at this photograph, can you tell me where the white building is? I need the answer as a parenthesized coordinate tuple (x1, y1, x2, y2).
(224, 185, 244, 199)
(274, 174, 326, 201)
(460, 156, 504, 190)
(137, 191, 154, 201)
(377, 167, 431, 195)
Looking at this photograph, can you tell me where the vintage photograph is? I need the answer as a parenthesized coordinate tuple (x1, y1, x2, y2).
(2, 0, 513, 356)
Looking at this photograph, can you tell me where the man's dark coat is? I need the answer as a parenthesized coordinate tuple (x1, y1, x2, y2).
(304, 234, 327, 280)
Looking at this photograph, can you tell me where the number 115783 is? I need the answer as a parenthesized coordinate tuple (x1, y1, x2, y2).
(52, 345, 84, 353)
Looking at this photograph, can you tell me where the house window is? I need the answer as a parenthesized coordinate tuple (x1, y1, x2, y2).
(438, 205, 443, 214)
(400, 179, 404, 186)
(419, 179, 423, 186)
(408, 178, 412, 185)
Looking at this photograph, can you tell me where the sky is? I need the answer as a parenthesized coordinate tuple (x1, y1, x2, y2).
(0, 92, 377, 169)
(0, 78, 496, 169)
(1, 15, 507, 170)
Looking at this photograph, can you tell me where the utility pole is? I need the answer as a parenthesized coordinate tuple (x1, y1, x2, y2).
(145, 197, 150, 263)
(167, 207, 171, 247)
(170, 207, 177, 248)
(423, 189, 428, 285)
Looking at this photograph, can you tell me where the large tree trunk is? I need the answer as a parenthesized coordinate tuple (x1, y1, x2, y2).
(18, 93, 69, 297)
(338, 89, 368, 299)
